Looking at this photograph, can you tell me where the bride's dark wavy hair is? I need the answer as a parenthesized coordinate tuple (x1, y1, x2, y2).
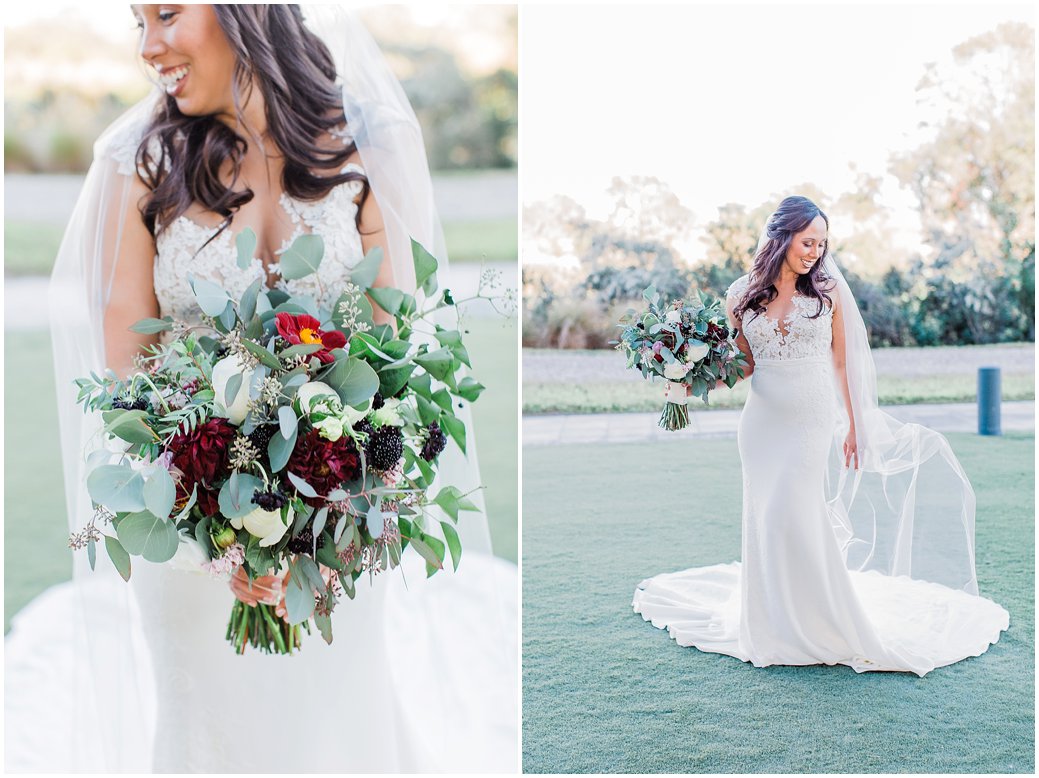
(733, 195, 836, 323)
(135, 4, 367, 239)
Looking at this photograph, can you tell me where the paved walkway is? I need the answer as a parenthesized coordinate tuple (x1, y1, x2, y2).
(523, 401, 1035, 446)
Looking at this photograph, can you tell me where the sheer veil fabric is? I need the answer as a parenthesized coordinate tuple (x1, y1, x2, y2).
(632, 225, 1010, 677)
(13, 8, 517, 772)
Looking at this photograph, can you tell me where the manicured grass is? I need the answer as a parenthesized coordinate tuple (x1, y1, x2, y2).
(442, 218, 517, 263)
(522, 433, 1034, 773)
(3, 221, 65, 276)
(4, 322, 517, 633)
(524, 373, 1037, 414)
(4, 216, 517, 275)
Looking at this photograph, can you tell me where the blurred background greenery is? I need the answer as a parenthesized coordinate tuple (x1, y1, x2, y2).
(523, 23, 1034, 355)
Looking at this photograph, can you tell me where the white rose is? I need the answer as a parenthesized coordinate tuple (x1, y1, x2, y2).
(665, 310, 682, 323)
(296, 381, 339, 414)
(230, 506, 291, 548)
(211, 355, 257, 425)
(169, 533, 209, 573)
(685, 341, 710, 364)
(312, 415, 345, 441)
(664, 362, 690, 380)
(341, 403, 370, 429)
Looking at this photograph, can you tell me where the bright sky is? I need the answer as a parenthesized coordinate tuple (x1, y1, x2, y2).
(520, 2, 1034, 260)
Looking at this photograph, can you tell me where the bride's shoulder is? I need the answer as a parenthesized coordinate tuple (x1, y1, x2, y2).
(726, 273, 751, 299)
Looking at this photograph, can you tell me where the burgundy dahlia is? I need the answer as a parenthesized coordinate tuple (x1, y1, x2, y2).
(167, 418, 237, 516)
(286, 429, 362, 506)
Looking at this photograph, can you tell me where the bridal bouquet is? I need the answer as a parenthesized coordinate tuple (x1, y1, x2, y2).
(69, 232, 492, 654)
(614, 285, 749, 430)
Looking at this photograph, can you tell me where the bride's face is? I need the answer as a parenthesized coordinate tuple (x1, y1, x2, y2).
(132, 5, 238, 118)
(783, 215, 828, 277)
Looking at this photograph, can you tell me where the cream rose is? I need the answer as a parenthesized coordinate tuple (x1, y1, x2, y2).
(663, 362, 690, 380)
(665, 310, 682, 323)
(685, 340, 710, 364)
(230, 506, 290, 547)
(211, 355, 257, 425)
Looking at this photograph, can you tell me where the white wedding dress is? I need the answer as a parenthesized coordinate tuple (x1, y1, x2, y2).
(8, 115, 517, 773)
(632, 273, 1010, 676)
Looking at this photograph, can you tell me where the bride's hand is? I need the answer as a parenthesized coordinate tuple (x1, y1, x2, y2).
(229, 566, 284, 606)
(843, 429, 860, 470)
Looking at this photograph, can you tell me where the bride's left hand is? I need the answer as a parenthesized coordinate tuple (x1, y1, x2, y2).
(843, 429, 860, 470)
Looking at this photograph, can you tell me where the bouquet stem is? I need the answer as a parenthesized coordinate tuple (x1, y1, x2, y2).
(659, 382, 690, 431)
(226, 599, 308, 655)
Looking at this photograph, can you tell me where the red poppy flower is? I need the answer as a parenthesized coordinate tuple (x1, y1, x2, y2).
(275, 313, 346, 364)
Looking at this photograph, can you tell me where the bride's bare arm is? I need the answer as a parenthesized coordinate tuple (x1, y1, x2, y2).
(725, 294, 754, 383)
(102, 174, 161, 379)
(830, 294, 859, 468)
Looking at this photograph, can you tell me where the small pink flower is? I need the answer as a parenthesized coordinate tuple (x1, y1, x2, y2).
(204, 542, 246, 578)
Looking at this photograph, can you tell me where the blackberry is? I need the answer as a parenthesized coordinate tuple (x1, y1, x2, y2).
(371, 392, 385, 410)
(112, 396, 148, 412)
(287, 527, 324, 554)
(420, 421, 448, 462)
(248, 424, 278, 455)
(251, 490, 287, 512)
(366, 426, 403, 471)
(353, 418, 374, 441)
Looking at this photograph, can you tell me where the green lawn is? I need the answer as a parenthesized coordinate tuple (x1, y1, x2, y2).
(4, 321, 517, 632)
(522, 433, 1034, 773)
(442, 218, 516, 263)
(524, 372, 1037, 414)
(4, 216, 515, 275)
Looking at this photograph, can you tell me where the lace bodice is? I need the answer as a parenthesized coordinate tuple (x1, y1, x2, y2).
(106, 115, 365, 324)
(726, 274, 834, 360)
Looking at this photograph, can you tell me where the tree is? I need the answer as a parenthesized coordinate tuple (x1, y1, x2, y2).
(890, 22, 1035, 341)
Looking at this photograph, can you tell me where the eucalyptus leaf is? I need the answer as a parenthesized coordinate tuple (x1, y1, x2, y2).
(322, 357, 379, 407)
(349, 246, 383, 289)
(278, 405, 297, 440)
(239, 277, 262, 322)
(283, 575, 316, 625)
(286, 471, 318, 498)
(366, 500, 385, 539)
(235, 227, 257, 270)
(217, 472, 264, 519)
(116, 510, 180, 563)
(143, 466, 176, 520)
(268, 425, 297, 471)
(129, 317, 173, 334)
(87, 465, 146, 512)
(224, 372, 243, 408)
(280, 234, 324, 280)
(104, 535, 132, 581)
(188, 275, 233, 317)
(87, 537, 96, 570)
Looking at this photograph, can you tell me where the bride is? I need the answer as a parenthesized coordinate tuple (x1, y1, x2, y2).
(17, 5, 516, 773)
(633, 195, 1010, 676)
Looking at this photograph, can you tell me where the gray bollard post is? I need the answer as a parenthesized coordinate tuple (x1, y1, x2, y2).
(978, 366, 1001, 436)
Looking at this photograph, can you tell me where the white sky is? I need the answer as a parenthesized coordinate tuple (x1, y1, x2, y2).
(520, 2, 1034, 260)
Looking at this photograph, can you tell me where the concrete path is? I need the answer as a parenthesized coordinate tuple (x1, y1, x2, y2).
(523, 401, 1035, 446)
